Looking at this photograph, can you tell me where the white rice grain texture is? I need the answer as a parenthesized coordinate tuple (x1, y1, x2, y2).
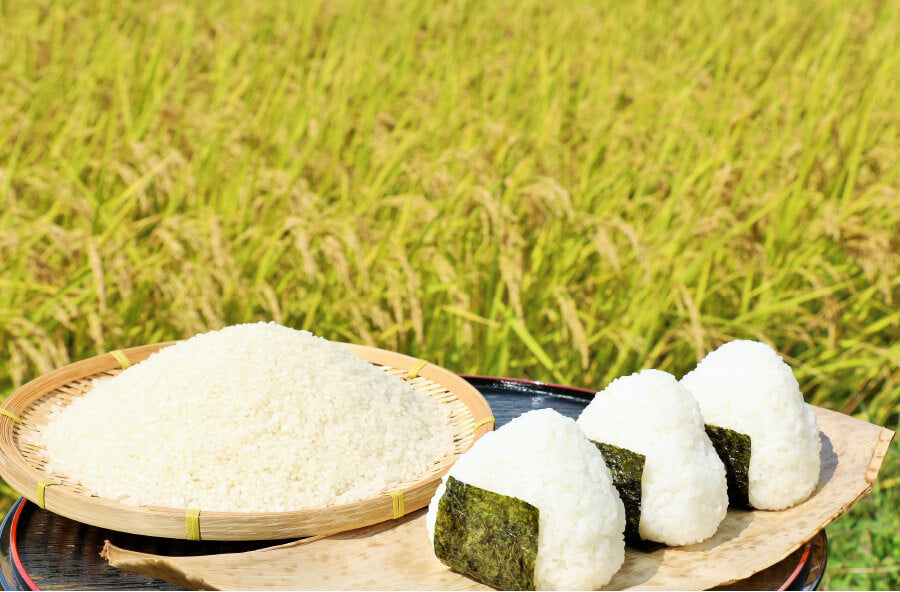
(426, 408, 626, 591)
(681, 340, 822, 510)
(40, 322, 453, 512)
(577, 369, 728, 546)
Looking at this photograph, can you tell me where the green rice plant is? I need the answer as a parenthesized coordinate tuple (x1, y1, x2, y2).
(826, 424, 900, 590)
(0, 0, 897, 588)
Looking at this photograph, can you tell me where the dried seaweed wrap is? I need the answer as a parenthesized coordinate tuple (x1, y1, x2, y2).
(577, 370, 728, 547)
(589, 441, 660, 549)
(426, 409, 625, 590)
(704, 424, 752, 509)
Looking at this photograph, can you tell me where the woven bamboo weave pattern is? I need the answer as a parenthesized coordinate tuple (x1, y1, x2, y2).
(0, 342, 492, 540)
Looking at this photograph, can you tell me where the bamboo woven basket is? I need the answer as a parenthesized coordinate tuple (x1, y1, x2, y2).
(0, 341, 493, 541)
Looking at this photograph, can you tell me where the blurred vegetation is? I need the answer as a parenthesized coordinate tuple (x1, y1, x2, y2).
(0, 0, 897, 588)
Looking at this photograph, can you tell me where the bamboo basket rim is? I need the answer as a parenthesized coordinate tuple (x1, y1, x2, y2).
(0, 341, 493, 540)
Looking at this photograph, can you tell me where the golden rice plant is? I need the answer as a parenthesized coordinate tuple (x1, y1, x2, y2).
(0, 0, 897, 587)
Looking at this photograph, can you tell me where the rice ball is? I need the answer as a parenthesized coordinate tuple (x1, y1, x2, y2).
(577, 369, 728, 546)
(426, 408, 626, 591)
(681, 340, 821, 510)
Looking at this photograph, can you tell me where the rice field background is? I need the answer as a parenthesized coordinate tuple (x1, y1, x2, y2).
(1, 0, 898, 588)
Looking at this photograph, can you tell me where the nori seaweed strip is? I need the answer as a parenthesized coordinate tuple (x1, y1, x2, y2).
(433, 476, 538, 591)
(591, 441, 662, 551)
(705, 424, 752, 509)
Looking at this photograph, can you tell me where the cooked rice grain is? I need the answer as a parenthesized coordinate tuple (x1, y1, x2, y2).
(40, 322, 453, 512)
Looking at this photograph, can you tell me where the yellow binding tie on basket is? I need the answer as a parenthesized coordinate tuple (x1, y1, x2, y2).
(110, 350, 132, 369)
(472, 416, 495, 434)
(0, 409, 21, 424)
(388, 490, 405, 519)
(407, 359, 427, 379)
(186, 509, 201, 541)
(37, 480, 60, 510)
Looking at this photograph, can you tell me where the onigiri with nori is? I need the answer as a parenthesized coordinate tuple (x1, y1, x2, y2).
(681, 340, 821, 510)
(577, 369, 728, 546)
(426, 408, 626, 591)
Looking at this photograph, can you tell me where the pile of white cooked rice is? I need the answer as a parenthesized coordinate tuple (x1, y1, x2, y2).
(681, 340, 822, 510)
(426, 408, 626, 591)
(577, 369, 728, 546)
(37, 322, 453, 512)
